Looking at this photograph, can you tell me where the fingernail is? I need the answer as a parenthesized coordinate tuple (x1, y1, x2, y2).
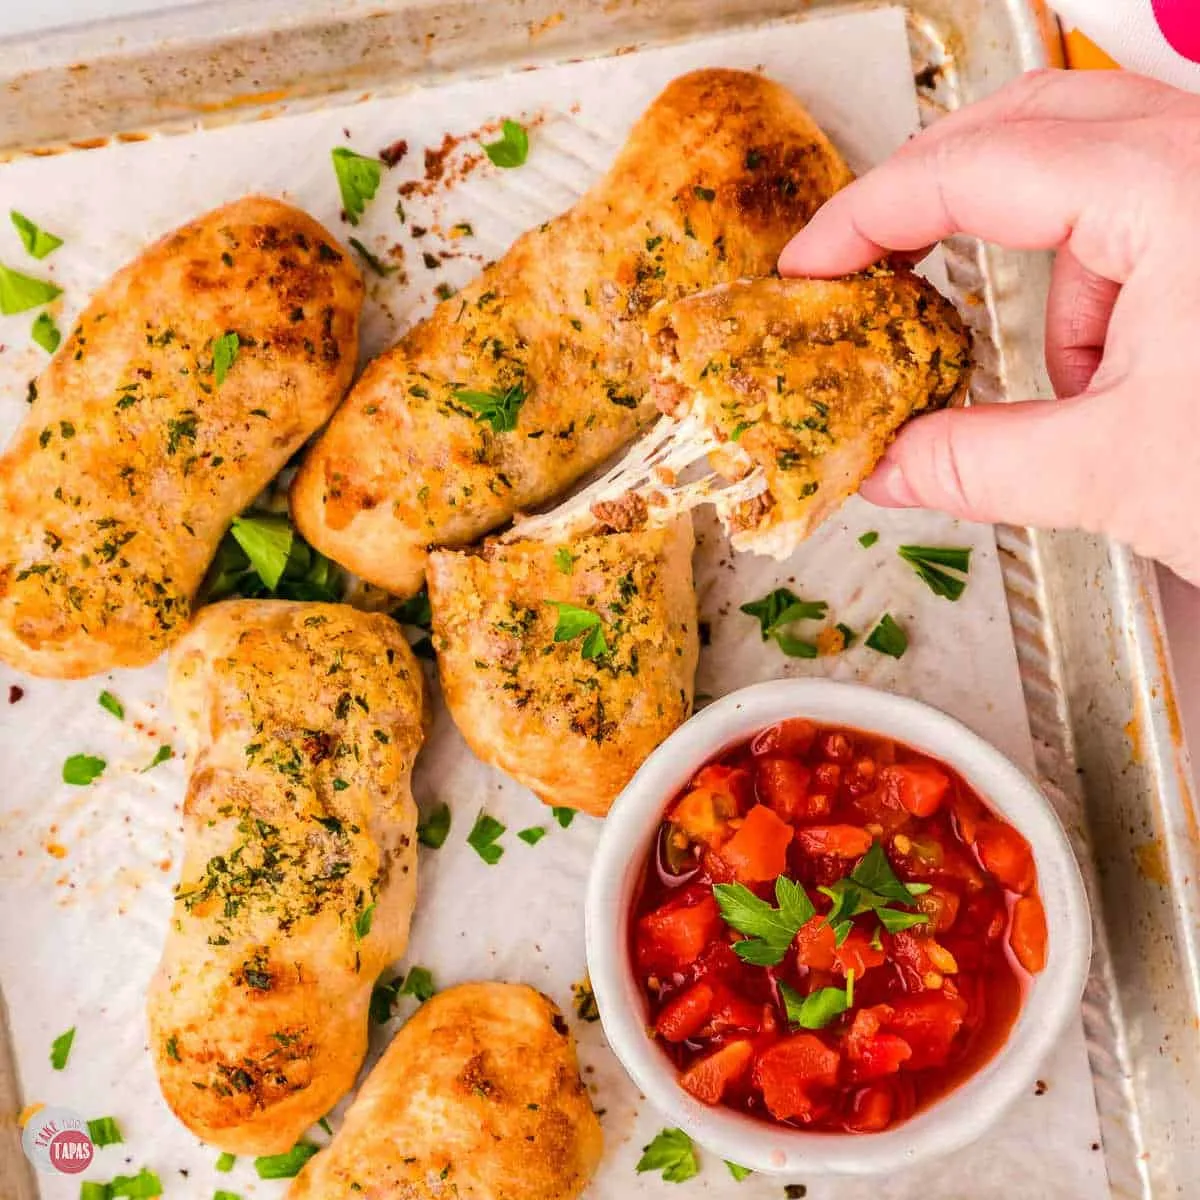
(860, 459, 920, 507)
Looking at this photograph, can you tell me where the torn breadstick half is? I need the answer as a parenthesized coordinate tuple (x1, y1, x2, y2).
(510, 267, 972, 556)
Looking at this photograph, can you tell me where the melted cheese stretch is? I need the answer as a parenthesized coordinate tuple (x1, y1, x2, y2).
(506, 409, 775, 549)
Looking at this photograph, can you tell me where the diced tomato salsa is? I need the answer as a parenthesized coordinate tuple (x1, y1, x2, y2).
(629, 719, 1047, 1134)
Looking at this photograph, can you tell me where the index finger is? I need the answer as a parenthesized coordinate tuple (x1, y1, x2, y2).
(778, 120, 1121, 277)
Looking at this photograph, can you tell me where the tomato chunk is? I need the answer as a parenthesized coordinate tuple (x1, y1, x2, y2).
(753, 1035, 841, 1122)
(679, 1038, 754, 1104)
(881, 762, 950, 817)
(636, 895, 721, 975)
(886, 993, 968, 1070)
(720, 804, 793, 883)
(975, 821, 1035, 894)
(751, 718, 816, 758)
(702, 984, 767, 1036)
(655, 982, 716, 1043)
(848, 1083, 895, 1132)
(794, 825, 873, 858)
(756, 758, 826, 821)
(1010, 894, 1048, 973)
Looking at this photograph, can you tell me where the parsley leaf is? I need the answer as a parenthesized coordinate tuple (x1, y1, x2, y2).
(230, 513, 293, 590)
(714, 876, 814, 966)
(726, 1162, 753, 1181)
(818, 842, 930, 941)
(899, 544, 971, 601)
(549, 601, 608, 660)
(255, 1142, 318, 1179)
(852, 841, 921, 903)
(63, 753, 105, 786)
(370, 976, 402, 1024)
(348, 236, 396, 277)
(636, 1127, 699, 1183)
(467, 810, 506, 864)
(11, 211, 63, 259)
(50, 1026, 76, 1069)
(98, 690, 124, 720)
(143, 745, 173, 771)
(0, 263, 61, 315)
(740, 587, 827, 659)
(400, 965, 436, 1002)
(454, 383, 526, 433)
(215, 1153, 236, 1173)
(482, 119, 530, 168)
(878, 907, 933, 933)
(394, 588, 433, 630)
(417, 801, 452, 848)
(553, 547, 576, 575)
(551, 806, 576, 828)
(858, 530, 879, 548)
(212, 331, 240, 387)
(331, 147, 382, 225)
(518, 826, 546, 845)
(203, 516, 342, 605)
(32, 312, 60, 354)
(87, 1116, 124, 1147)
(354, 903, 376, 940)
(866, 613, 907, 658)
(780, 973, 854, 1030)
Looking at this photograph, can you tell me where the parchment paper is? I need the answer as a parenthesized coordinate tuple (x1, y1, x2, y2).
(0, 8, 1107, 1197)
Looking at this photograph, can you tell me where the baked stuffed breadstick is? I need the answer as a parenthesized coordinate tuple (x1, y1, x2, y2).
(428, 516, 698, 817)
(147, 601, 424, 1155)
(289, 982, 602, 1200)
(291, 68, 852, 598)
(0, 197, 362, 678)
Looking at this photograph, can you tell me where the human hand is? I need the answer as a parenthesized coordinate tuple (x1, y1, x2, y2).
(779, 69, 1200, 584)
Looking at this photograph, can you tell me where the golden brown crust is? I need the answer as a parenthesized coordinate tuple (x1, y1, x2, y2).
(147, 600, 424, 1155)
(288, 982, 602, 1200)
(0, 197, 363, 678)
(427, 518, 698, 817)
(645, 268, 972, 547)
(291, 68, 853, 597)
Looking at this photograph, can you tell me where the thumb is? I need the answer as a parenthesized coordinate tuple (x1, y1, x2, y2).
(860, 398, 1108, 531)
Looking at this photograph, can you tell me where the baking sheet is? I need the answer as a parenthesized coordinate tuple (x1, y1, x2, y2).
(0, 7, 1107, 1197)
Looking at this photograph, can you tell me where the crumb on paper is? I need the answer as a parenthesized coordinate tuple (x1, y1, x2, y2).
(528, 11, 565, 39)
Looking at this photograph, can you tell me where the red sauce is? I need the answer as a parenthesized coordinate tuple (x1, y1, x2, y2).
(628, 718, 1048, 1134)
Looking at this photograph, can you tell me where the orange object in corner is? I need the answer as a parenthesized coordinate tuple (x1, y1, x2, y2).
(1063, 28, 1122, 70)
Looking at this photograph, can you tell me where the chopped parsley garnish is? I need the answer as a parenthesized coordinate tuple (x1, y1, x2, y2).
(98, 690, 124, 720)
(551, 806, 576, 828)
(467, 810, 506, 864)
(103, 1167, 162, 1196)
(899, 544, 972, 601)
(0, 263, 61, 315)
(482, 119, 530, 168)
(143, 745, 173, 771)
(454, 383, 526, 433)
(215, 1152, 236, 1172)
(818, 842, 930, 944)
(859, 530, 879, 548)
(835, 622, 857, 648)
(11, 211, 63, 259)
(739, 587, 827, 659)
(370, 976, 402, 1024)
(549, 601, 608, 660)
(572, 976, 599, 1022)
(354, 903, 376, 939)
(417, 801, 452, 849)
(50, 1026, 76, 1069)
(553, 547, 576, 574)
(713, 876, 814, 966)
(518, 826, 546, 845)
(693, 185, 716, 202)
(230, 513, 293, 590)
(865, 613, 908, 658)
(63, 753, 105, 786)
(331, 147, 383, 224)
(636, 1127, 700, 1183)
(348, 236, 396, 277)
(87, 1116, 124, 1147)
(203, 514, 341, 605)
(393, 588, 433, 630)
(726, 1162, 753, 1181)
(164, 1035, 180, 1061)
(212, 331, 240, 387)
(255, 1141, 319, 1179)
(400, 965, 436, 1001)
(779, 972, 854, 1030)
(32, 312, 60, 354)
(318, 1116, 333, 1136)
(214, 1191, 241, 1200)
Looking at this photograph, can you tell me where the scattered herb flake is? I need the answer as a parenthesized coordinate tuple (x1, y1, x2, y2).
(898, 544, 971, 601)
(11, 211, 63, 259)
(143, 745, 173, 771)
(331, 147, 383, 225)
(518, 826, 547, 846)
(348, 236, 396, 277)
(400, 965, 436, 1002)
(572, 976, 599, 1022)
(107, 1167, 162, 1197)
(467, 810, 506, 865)
(858, 530, 879, 548)
(636, 1127, 700, 1184)
(726, 1162, 753, 1182)
(98, 690, 124, 720)
(230, 513, 293, 590)
(255, 1142, 319, 1179)
(713, 876, 815, 966)
(549, 601, 608, 660)
(454, 384, 526, 433)
(63, 753, 105, 786)
(215, 1152, 236, 1173)
(354, 903, 376, 939)
(551, 806, 576, 828)
(739, 587, 826, 659)
(417, 801, 451, 848)
(482, 119, 530, 168)
(0, 262, 61, 315)
(553, 547, 576, 575)
(50, 1026, 76, 1069)
(779, 974, 854, 1030)
(212, 331, 240, 387)
(86, 1116, 124, 1147)
(866, 613, 908, 658)
(32, 311, 60, 353)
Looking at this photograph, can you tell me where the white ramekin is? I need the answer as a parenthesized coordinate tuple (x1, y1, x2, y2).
(585, 678, 1091, 1176)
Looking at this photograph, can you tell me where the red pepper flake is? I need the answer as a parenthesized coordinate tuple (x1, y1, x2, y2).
(379, 138, 409, 168)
